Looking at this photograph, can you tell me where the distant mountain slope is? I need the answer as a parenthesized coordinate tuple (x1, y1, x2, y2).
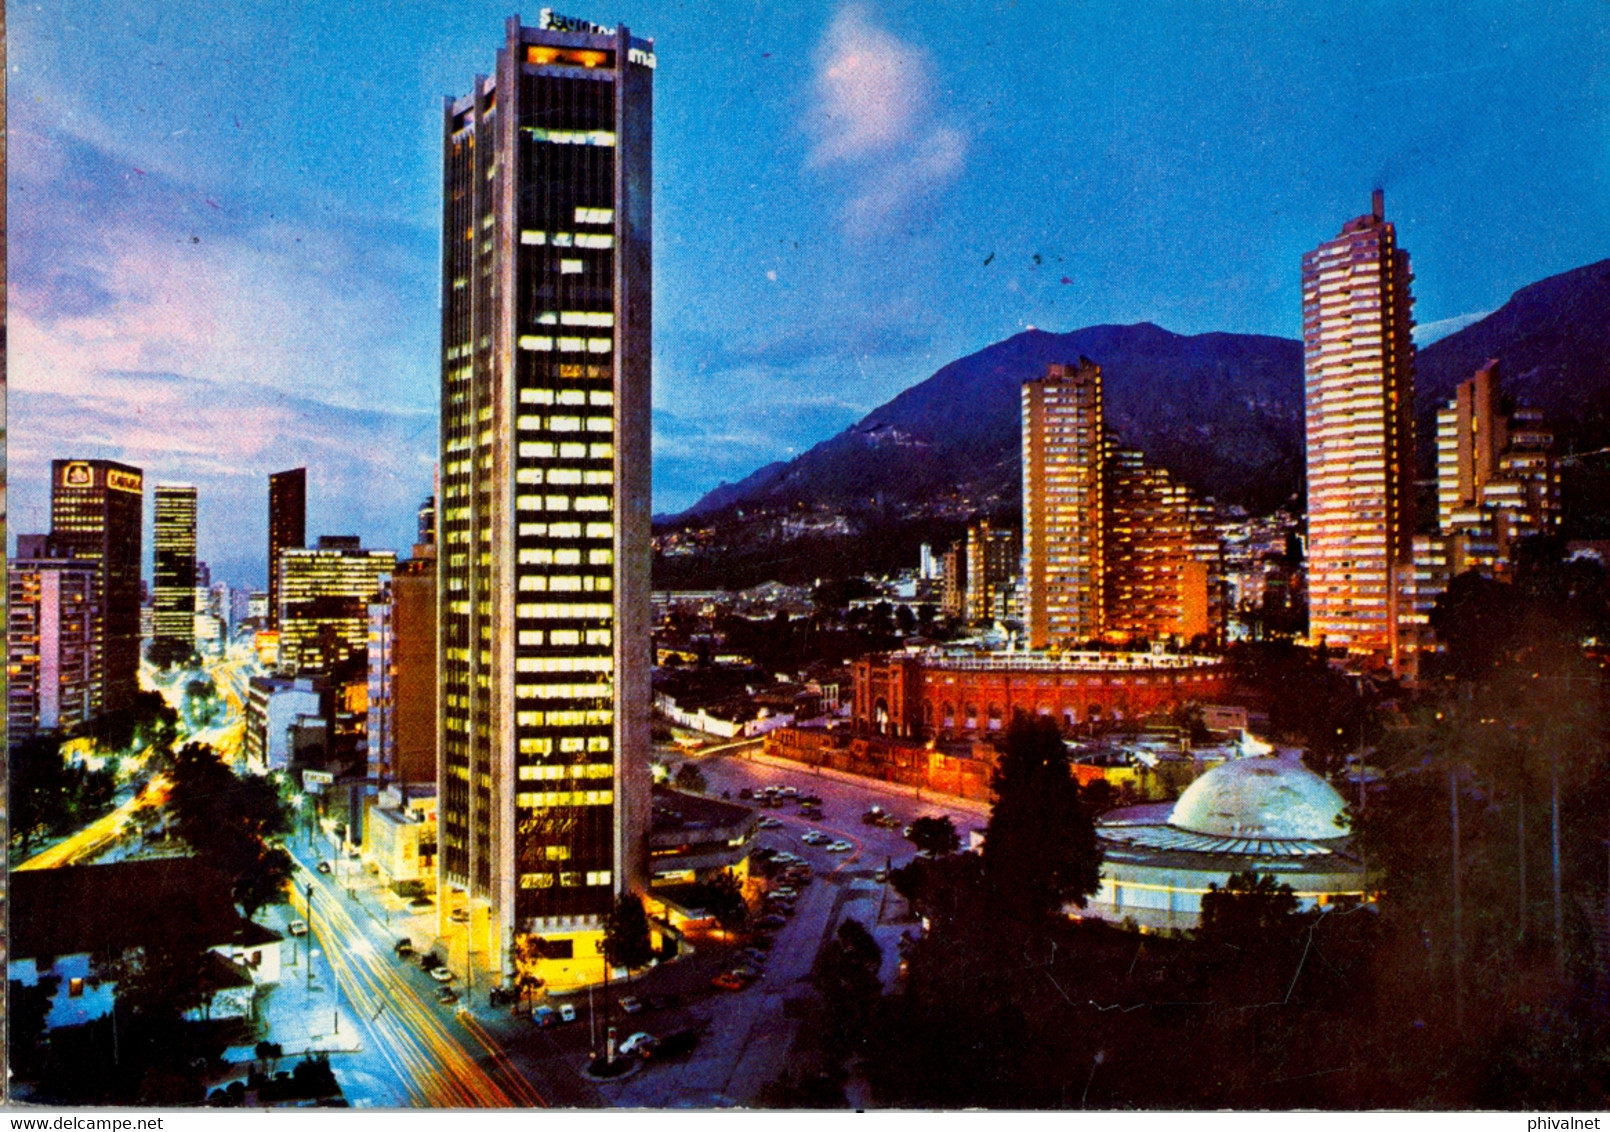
(1416, 258, 1610, 457)
(673, 258, 1610, 534)
(681, 323, 1306, 520)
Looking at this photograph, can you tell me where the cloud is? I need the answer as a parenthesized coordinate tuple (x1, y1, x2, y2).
(1413, 309, 1492, 346)
(8, 122, 439, 584)
(805, 5, 966, 237)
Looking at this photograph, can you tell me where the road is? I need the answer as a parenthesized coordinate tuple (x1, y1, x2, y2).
(286, 841, 543, 1107)
(14, 774, 170, 872)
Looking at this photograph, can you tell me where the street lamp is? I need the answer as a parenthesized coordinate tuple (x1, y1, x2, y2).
(305, 883, 315, 989)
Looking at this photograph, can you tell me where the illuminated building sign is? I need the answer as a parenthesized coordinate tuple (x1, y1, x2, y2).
(628, 47, 656, 69)
(538, 8, 615, 35)
(106, 470, 143, 494)
(62, 462, 93, 487)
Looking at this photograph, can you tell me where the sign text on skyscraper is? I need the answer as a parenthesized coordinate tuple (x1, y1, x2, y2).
(105, 470, 144, 494)
(538, 8, 615, 36)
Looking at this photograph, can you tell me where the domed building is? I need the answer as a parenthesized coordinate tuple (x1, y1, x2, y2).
(1081, 754, 1372, 931)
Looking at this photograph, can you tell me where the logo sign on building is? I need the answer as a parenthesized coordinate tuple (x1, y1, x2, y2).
(62, 462, 93, 488)
(538, 8, 615, 35)
(302, 769, 334, 788)
(106, 469, 143, 494)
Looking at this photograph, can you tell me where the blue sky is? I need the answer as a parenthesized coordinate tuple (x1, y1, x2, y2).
(9, 1, 1609, 587)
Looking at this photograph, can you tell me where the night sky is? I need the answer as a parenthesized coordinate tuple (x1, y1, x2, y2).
(9, 1, 1608, 586)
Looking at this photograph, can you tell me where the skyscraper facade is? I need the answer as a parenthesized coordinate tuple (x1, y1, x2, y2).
(438, 13, 654, 980)
(268, 468, 308, 630)
(8, 545, 97, 743)
(1023, 360, 1106, 649)
(50, 459, 144, 715)
(1301, 191, 1416, 668)
(152, 484, 199, 653)
(277, 538, 396, 679)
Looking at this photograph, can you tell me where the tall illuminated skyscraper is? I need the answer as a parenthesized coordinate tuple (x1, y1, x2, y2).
(1301, 190, 1416, 669)
(438, 12, 653, 981)
(268, 467, 307, 630)
(50, 459, 143, 715)
(1023, 360, 1106, 649)
(152, 484, 198, 654)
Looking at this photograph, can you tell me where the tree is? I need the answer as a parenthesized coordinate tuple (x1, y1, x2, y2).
(602, 892, 655, 973)
(674, 762, 708, 794)
(167, 742, 293, 919)
(705, 870, 748, 961)
(982, 713, 1103, 932)
(11, 731, 75, 854)
(905, 815, 960, 857)
(1198, 870, 1304, 944)
(813, 918, 883, 1049)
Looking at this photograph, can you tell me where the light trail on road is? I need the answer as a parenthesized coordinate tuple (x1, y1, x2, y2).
(16, 775, 170, 871)
(299, 862, 539, 1107)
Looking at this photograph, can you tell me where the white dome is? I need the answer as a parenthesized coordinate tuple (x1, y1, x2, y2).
(1168, 757, 1350, 841)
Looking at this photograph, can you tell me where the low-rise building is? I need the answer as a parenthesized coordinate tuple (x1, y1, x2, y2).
(8, 858, 283, 1030)
(243, 675, 322, 773)
(365, 785, 438, 896)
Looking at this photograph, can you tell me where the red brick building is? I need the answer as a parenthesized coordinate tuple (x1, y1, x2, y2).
(853, 650, 1229, 740)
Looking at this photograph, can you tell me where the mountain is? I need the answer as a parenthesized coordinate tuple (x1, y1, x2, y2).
(1415, 258, 1610, 458)
(669, 258, 1610, 546)
(680, 323, 1306, 522)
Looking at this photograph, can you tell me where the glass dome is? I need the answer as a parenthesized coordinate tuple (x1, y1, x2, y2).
(1168, 756, 1350, 841)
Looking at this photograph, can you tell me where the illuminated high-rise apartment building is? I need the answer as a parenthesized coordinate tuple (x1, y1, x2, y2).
(8, 538, 97, 743)
(965, 520, 1020, 624)
(1301, 191, 1416, 668)
(438, 12, 654, 980)
(1023, 360, 1106, 649)
(1435, 359, 1557, 581)
(268, 468, 307, 630)
(50, 459, 144, 715)
(1103, 444, 1221, 646)
(152, 484, 199, 653)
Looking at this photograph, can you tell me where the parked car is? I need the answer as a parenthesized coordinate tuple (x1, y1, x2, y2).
(558, 1003, 578, 1023)
(800, 831, 827, 845)
(489, 986, 517, 1007)
(532, 1005, 557, 1027)
(619, 995, 643, 1014)
(862, 806, 887, 825)
(770, 886, 798, 899)
(315, 860, 332, 874)
(757, 817, 782, 829)
(394, 938, 414, 956)
(436, 987, 460, 1005)
(619, 1032, 658, 1057)
(827, 840, 854, 853)
(420, 952, 444, 970)
(800, 794, 823, 805)
(778, 786, 798, 798)
(287, 920, 308, 936)
(429, 967, 454, 983)
(710, 972, 748, 992)
(738, 787, 754, 799)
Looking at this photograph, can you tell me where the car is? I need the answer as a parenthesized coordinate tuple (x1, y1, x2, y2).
(800, 831, 826, 845)
(757, 913, 788, 929)
(710, 972, 747, 991)
(770, 885, 798, 899)
(801, 794, 823, 805)
(730, 965, 759, 981)
(532, 1005, 557, 1027)
(619, 1032, 658, 1057)
(394, 939, 415, 956)
(751, 846, 776, 860)
(420, 952, 443, 970)
(862, 806, 887, 824)
(430, 967, 454, 983)
(450, 907, 470, 923)
(778, 786, 798, 798)
(315, 860, 332, 874)
(287, 920, 308, 936)
(738, 787, 754, 799)
(827, 840, 854, 852)
(772, 851, 800, 864)
(873, 867, 889, 883)
(436, 987, 460, 1005)
(619, 995, 643, 1014)
(558, 1003, 578, 1023)
(757, 817, 782, 829)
